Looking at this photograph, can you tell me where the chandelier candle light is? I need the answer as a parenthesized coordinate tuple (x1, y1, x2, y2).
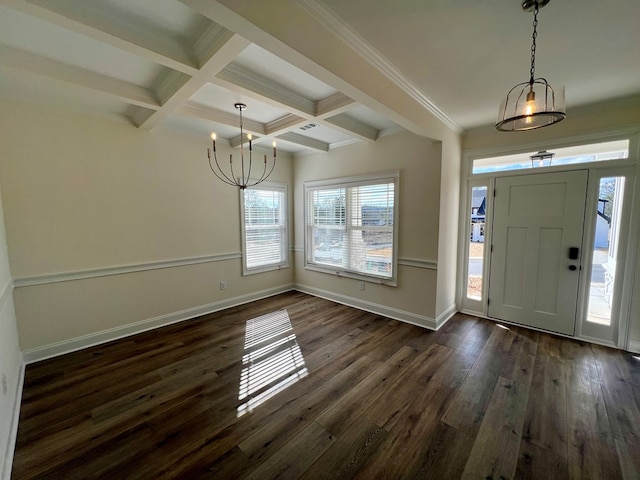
(496, 0, 566, 131)
(207, 103, 277, 189)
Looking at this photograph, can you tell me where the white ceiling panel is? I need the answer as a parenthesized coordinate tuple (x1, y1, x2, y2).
(189, 83, 290, 124)
(232, 44, 338, 101)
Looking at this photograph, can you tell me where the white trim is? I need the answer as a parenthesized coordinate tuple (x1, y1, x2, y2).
(295, 283, 437, 329)
(240, 182, 289, 276)
(2, 362, 24, 480)
(398, 257, 437, 270)
(299, 0, 460, 134)
(435, 303, 457, 330)
(294, 249, 437, 270)
(22, 284, 294, 364)
(304, 170, 400, 286)
(13, 252, 242, 288)
(629, 339, 640, 354)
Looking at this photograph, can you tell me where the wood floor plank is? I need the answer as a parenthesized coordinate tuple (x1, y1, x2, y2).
(521, 354, 569, 458)
(243, 421, 335, 480)
(363, 343, 453, 430)
(11, 293, 640, 479)
(515, 438, 569, 480)
(356, 379, 455, 479)
(566, 355, 623, 480)
(410, 421, 475, 479)
(461, 374, 532, 480)
(238, 354, 381, 465)
(315, 345, 420, 437)
(300, 415, 387, 480)
(440, 326, 517, 435)
(615, 439, 640, 480)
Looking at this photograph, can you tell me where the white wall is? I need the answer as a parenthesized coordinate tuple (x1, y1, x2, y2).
(293, 131, 449, 327)
(0, 97, 294, 357)
(0, 183, 23, 480)
(435, 128, 462, 320)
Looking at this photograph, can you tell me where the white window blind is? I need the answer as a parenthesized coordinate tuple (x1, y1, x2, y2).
(305, 173, 398, 284)
(241, 184, 288, 274)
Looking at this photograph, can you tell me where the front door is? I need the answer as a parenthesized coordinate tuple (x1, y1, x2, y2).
(488, 170, 588, 335)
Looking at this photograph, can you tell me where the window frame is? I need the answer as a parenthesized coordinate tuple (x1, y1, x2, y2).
(240, 181, 289, 276)
(304, 171, 399, 286)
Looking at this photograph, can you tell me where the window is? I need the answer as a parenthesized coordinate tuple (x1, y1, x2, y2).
(240, 183, 288, 275)
(472, 139, 629, 174)
(586, 176, 625, 326)
(467, 185, 488, 300)
(304, 172, 398, 285)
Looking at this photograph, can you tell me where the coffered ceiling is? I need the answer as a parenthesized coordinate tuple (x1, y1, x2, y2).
(1, 0, 638, 154)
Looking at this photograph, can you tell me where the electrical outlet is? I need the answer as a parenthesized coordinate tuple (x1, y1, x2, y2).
(1, 374, 7, 395)
(220, 281, 227, 290)
(359, 281, 365, 291)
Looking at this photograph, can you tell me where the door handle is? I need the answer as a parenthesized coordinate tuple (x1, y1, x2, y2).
(568, 265, 577, 271)
(569, 247, 579, 260)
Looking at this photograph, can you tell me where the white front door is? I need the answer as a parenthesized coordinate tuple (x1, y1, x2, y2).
(488, 170, 588, 335)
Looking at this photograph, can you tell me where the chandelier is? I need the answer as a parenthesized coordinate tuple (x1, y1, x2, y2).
(207, 103, 277, 189)
(496, 0, 566, 132)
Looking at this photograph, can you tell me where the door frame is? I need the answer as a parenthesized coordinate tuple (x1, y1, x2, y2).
(458, 132, 639, 350)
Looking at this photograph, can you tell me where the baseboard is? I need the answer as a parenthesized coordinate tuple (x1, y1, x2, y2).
(435, 303, 457, 330)
(2, 361, 24, 480)
(22, 284, 295, 364)
(295, 284, 437, 330)
(629, 339, 640, 354)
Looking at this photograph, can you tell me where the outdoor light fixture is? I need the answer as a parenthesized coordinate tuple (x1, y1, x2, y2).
(496, 0, 566, 132)
(530, 150, 555, 167)
(207, 103, 277, 189)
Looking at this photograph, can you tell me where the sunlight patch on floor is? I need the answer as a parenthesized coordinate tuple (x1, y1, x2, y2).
(237, 309, 308, 417)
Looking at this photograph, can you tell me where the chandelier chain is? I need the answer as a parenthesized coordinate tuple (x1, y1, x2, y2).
(529, 2, 539, 84)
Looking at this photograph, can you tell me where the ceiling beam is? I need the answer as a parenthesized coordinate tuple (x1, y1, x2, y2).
(0, 45, 160, 110)
(323, 113, 378, 142)
(264, 113, 307, 137)
(136, 32, 250, 130)
(214, 64, 315, 117)
(276, 132, 329, 152)
(315, 92, 355, 118)
(0, 0, 200, 75)
(175, 102, 265, 136)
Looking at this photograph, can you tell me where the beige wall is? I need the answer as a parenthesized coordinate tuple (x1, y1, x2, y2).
(293, 131, 446, 324)
(0, 97, 294, 353)
(0, 183, 22, 479)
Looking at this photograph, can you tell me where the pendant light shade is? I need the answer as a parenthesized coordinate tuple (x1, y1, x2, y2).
(496, 0, 566, 132)
(496, 78, 565, 131)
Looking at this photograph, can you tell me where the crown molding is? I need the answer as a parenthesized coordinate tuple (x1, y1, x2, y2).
(299, 0, 461, 134)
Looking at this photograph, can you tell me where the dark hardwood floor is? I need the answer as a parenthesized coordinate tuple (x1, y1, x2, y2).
(11, 291, 640, 479)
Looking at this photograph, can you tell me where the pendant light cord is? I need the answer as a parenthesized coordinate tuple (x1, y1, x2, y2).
(529, 2, 539, 85)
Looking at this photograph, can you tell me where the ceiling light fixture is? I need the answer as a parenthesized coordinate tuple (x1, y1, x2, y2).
(207, 103, 276, 189)
(496, 0, 566, 132)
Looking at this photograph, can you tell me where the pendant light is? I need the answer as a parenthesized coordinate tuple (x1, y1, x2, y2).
(207, 103, 277, 189)
(496, 0, 566, 132)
